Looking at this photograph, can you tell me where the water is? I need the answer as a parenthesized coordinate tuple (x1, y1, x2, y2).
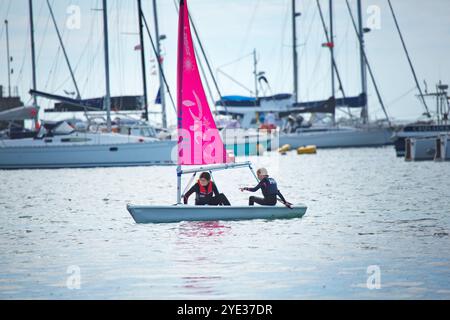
(0, 147, 449, 299)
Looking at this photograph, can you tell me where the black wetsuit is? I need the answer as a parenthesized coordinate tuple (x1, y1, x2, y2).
(245, 177, 286, 206)
(184, 181, 231, 206)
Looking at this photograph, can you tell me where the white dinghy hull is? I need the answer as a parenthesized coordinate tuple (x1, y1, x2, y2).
(127, 204, 307, 224)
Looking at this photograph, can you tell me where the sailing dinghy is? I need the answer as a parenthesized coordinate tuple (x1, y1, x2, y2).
(126, 0, 307, 224)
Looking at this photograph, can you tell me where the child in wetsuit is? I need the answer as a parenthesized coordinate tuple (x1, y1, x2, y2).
(240, 168, 290, 207)
(183, 172, 231, 206)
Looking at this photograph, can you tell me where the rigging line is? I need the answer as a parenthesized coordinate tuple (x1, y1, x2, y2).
(234, 0, 261, 76)
(217, 69, 254, 94)
(173, 0, 229, 114)
(82, 4, 101, 96)
(16, 14, 31, 88)
(141, 11, 176, 114)
(316, 0, 347, 99)
(216, 52, 253, 70)
(344, 0, 391, 126)
(386, 86, 416, 107)
(46, 0, 81, 99)
(387, 0, 430, 117)
(196, 44, 217, 113)
(275, 0, 289, 91)
(0, 0, 13, 39)
(297, 1, 317, 98)
(73, 2, 96, 74)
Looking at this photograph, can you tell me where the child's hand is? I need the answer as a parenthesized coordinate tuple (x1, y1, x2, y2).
(239, 187, 247, 192)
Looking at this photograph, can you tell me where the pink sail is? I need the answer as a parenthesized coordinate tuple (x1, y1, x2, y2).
(177, 0, 233, 165)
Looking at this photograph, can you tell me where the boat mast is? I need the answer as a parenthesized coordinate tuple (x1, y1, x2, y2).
(345, 0, 390, 126)
(137, 0, 149, 121)
(153, 0, 167, 128)
(329, 0, 335, 124)
(357, 0, 368, 124)
(46, 0, 81, 99)
(253, 48, 258, 100)
(292, 0, 299, 102)
(102, 0, 112, 132)
(28, 0, 38, 113)
(4, 20, 11, 97)
(329, 0, 335, 97)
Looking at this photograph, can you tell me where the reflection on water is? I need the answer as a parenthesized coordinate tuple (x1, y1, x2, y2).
(0, 147, 449, 299)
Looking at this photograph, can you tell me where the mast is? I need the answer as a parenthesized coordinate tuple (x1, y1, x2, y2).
(292, 0, 299, 102)
(47, 0, 81, 99)
(153, 0, 167, 128)
(357, 0, 368, 124)
(28, 0, 38, 111)
(4, 19, 11, 97)
(329, 0, 335, 97)
(329, 0, 335, 124)
(176, 0, 185, 204)
(253, 48, 258, 100)
(102, 0, 112, 132)
(137, 0, 149, 121)
(345, 0, 390, 126)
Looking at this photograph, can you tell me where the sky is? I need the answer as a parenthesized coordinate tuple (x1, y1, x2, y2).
(0, 0, 449, 126)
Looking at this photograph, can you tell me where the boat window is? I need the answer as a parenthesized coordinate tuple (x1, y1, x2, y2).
(60, 138, 91, 143)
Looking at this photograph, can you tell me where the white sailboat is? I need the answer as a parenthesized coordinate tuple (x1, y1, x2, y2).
(127, 0, 307, 224)
(215, 0, 393, 149)
(0, 0, 175, 169)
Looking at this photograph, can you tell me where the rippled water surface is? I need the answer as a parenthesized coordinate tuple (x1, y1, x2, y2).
(0, 147, 449, 299)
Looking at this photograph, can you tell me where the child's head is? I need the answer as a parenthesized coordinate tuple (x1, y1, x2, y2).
(199, 172, 211, 186)
(256, 167, 268, 180)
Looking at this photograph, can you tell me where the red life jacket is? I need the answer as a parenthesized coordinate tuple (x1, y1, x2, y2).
(198, 180, 213, 195)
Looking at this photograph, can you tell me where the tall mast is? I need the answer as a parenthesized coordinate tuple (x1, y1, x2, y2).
(329, 0, 335, 97)
(28, 0, 38, 111)
(137, 0, 149, 121)
(253, 48, 258, 100)
(153, 0, 167, 128)
(329, 0, 335, 124)
(102, 0, 111, 132)
(292, 0, 299, 102)
(4, 19, 11, 97)
(357, 0, 368, 124)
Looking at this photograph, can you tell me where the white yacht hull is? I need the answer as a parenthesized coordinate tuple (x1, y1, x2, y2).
(0, 133, 176, 169)
(279, 126, 392, 149)
(127, 204, 307, 224)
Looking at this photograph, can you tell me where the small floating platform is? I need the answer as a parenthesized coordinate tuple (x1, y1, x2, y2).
(127, 204, 307, 224)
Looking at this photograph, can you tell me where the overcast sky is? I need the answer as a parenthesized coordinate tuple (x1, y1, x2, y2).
(1, 0, 449, 125)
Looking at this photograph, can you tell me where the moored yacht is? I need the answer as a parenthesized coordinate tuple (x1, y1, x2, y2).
(0, 120, 175, 169)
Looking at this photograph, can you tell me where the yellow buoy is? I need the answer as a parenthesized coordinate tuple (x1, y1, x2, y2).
(278, 144, 291, 153)
(297, 145, 317, 154)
